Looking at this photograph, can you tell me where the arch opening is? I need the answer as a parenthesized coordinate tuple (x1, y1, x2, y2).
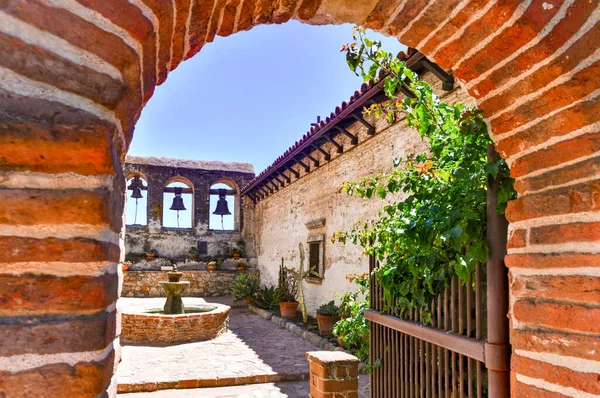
(162, 179, 194, 229)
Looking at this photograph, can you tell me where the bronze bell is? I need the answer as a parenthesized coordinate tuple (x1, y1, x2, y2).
(170, 187, 186, 211)
(212, 189, 231, 216)
(128, 176, 144, 199)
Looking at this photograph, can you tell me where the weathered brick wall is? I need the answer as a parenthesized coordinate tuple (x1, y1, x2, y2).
(1, 1, 597, 396)
(252, 73, 473, 315)
(122, 269, 259, 297)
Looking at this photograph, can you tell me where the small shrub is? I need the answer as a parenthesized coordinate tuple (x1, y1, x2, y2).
(316, 300, 339, 316)
(252, 285, 278, 310)
(229, 273, 259, 301)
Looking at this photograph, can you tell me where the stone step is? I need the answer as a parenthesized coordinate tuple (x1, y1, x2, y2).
(118, 381, 310, 397)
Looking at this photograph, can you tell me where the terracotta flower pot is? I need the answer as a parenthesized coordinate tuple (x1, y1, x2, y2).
(316, 314, 341, 336)
(233, 253, 241, 259)
(243, 297, 252, 304)
(236, 265, 246, 271)
(207, 265, 217, 271)
(279, 302, 299, 320)
(121, 264, 130, 272)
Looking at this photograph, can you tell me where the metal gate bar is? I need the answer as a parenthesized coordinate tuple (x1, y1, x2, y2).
(368, 146, 510, 397)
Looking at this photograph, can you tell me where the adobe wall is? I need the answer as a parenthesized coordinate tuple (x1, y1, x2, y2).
(252, 73, 474, 315)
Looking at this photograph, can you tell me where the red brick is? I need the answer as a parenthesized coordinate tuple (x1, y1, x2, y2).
(272, 0, 296, 24)
(75, 0, 156, 102)
(497, 97, 600, 160)
(510, 133, 600, 178)
(0, 236, 119, 263)
(510, 329, 600, 361)
(505, 180, 600, 223)
(253, 0, 275, 25)
(508, 229, 527, 248)
(236, 0, 258, 31)
(296, 0, 323, 22)
(169, 0, 191, 71)
(185, 0, 215, 60)
(488, 59, 600, 135)
(506, 253, 600, 269)
(218, 0, 241, 37)
(512, 299, 600, 334)
(0, 273, 118, 316)
(399, 0, 461, 48)
(385, 0, 429, 38)
(511, 378, 570, 398)
(512, 354, 600, 395)
(0, 350, 115, 398)
(511, 275, 600, 304)
(0, 311, 117, 356)
(0, 33, 125, 108)
(514, 157, 600, 195)
(434, 0, 521, 70)
(471, 0, 597, 100)
(419, 0, 490, 56)
(0, 189, 115, 229)
(455, 0, 560, 83)
(530, 222, 600, 245)
(140, 0, 175, 84)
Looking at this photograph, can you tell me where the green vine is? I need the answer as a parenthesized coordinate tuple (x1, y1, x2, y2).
(333, 27, 516, 323)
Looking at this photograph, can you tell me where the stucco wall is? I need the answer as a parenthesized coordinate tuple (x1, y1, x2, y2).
(252, 73, 473, 315)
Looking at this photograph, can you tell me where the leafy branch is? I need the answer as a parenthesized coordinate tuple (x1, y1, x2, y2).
(334, 27, 516, 323)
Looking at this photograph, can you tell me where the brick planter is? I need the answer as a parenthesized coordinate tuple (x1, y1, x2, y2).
(121, 299, 230, 345)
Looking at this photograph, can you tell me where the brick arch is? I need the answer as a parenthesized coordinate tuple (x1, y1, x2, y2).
(0, 1, 597, 396)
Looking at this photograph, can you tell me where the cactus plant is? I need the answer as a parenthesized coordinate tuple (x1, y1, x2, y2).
(286, 243, 312, 324)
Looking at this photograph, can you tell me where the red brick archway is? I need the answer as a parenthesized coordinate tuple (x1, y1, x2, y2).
(0, 1, 598, 396)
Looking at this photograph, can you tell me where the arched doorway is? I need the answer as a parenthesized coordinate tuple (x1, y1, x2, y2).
(0, 1, 597, 396)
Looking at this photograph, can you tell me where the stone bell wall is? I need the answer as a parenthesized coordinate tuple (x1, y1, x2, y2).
(124, 156, 256, 258)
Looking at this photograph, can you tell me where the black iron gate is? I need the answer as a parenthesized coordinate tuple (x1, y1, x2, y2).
(367, 146, 510, 397)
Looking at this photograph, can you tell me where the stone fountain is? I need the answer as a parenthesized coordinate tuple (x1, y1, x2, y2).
(120, 265, 230, 345)
(159, 265, 189, 314)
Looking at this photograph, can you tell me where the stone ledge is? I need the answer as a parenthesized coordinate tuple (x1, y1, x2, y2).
(249, 305, 346, 354)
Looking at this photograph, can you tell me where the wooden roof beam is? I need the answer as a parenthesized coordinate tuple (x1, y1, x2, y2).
(326, 135, 343, 154)
(312, 145, 331, 161)
(303, 152, 320, 167)
(334, 126, 358, 145)
(285, 164, 300, 179)
(295, 158, 310, 173)
(351, 113, 375, 135)
(275, 170, 291, 183)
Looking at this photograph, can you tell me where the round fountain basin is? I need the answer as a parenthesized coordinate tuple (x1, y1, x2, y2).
(120, 298, 230, 345)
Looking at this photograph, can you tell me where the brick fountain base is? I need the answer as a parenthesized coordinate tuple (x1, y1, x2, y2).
(121, 298, 230, 345)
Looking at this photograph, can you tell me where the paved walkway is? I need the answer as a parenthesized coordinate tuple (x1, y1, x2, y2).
(119, 298, 370, 394)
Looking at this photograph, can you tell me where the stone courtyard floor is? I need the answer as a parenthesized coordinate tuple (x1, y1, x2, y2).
(117, 298, 370, 397)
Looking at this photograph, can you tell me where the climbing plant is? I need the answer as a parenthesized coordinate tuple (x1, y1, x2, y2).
(332, 27, 515, 323)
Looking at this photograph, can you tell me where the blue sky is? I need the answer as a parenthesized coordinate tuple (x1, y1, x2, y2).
(126, 21, 404, 227)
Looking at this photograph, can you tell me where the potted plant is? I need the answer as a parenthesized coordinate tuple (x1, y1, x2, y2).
(236, 261, 247, 271)
(188, 246, 200, 261)
(230, 247, 243, 259)
(229, 273, 259, 304)
(121, 261, 131, 272)
(316, 300, 341, 336)
(275, 258, 299, 319)
(207, 260, 218, 271)
(252, 285, 279, 310)
(143, 248, 158, 259)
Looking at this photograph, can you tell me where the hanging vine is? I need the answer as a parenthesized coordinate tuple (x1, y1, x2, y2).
(332, 27, 515, 323)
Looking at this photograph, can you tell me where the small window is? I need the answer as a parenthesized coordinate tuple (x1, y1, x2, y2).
(309, 242, 321, 277)
(126, 175, 148, 226)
